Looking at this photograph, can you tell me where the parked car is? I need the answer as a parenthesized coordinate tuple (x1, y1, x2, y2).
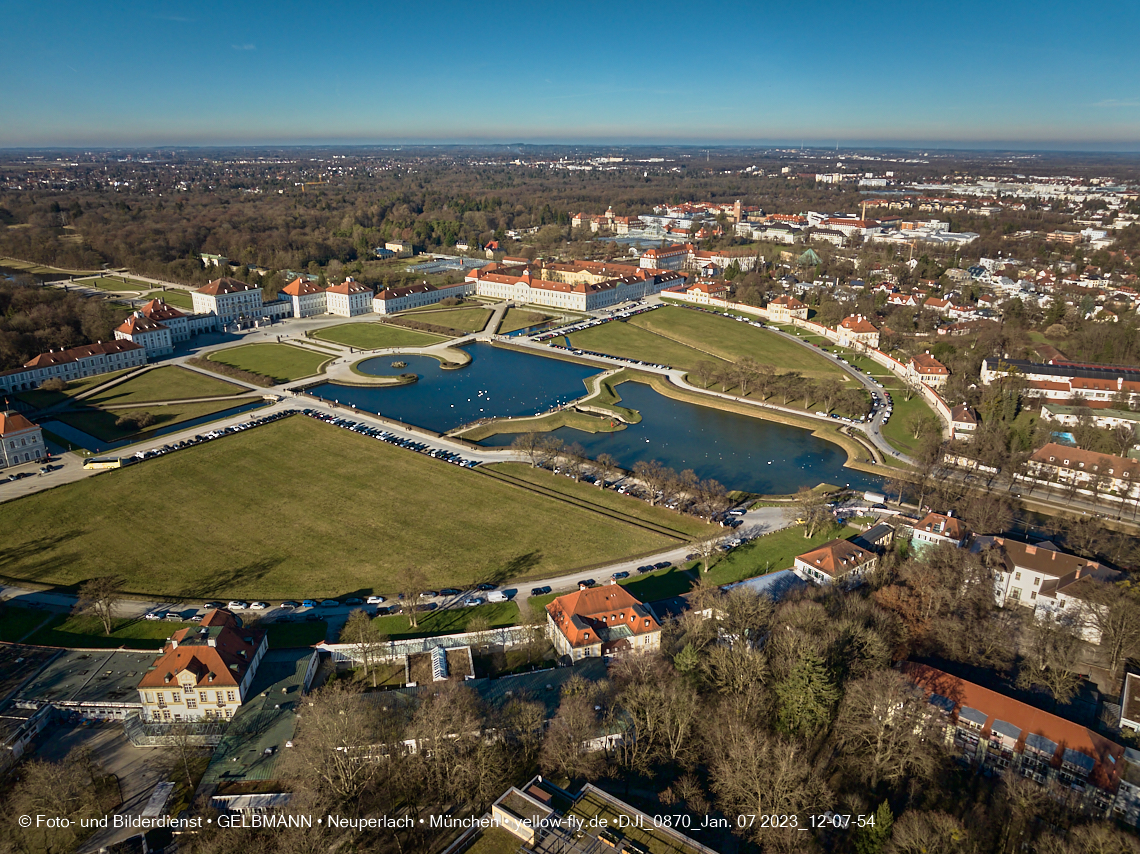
(579, 579, 597, 588)
(319, 599, 340, 608)
(475, 583, 496, 591)
(344, 597, 363, 606)
(144, 611, 166, 621)
(365, 595, 386, 604)
(227, 600, 249, 611)
(250, 601, 270, 610)
(685, 553, 700, 562)
(280, 600, 300, 609)
(439, 588, 462, 596)
(611, 571, 630, 580)
(301, 599, 318, 608)
(464, 597, 484, 607)
(530, 586, 551, 596)
(304, 613, 322, 622)
(204, 601, 224, 610)
(654, 561, 672, 569)
(487, 591, 508, 603)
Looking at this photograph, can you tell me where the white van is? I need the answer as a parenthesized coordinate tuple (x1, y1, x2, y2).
(486, 591, 508, 603)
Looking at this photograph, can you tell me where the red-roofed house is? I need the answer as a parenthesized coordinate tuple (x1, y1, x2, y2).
(793, 538, 878, 586)
(766, 294, 808, 321)
(115, 312, 174, 357)
(136, 609, 267, 722)
(907, 511, 969, 550)
(684, 281, 728, 303)
(192, 277, 264, 324)
(546, 583, 661, 661)
(907, 352, 950, 388)
(281, 277, 327, 318)
(902, 662, 1123, 809)
(837, 315, 880, 349)
(324, 278, 374, 317)
(0, 411, 45, 468)
(0, 340, 147, 394)
(951, 403, 978, 441)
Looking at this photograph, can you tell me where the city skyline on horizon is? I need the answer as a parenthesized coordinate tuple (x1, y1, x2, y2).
(3, 0, 1139, 150)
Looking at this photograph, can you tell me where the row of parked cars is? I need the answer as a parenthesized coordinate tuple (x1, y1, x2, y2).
(130, 409, 296, 463)
(301, 410, 480, 468)
(533, 302, 661, 344)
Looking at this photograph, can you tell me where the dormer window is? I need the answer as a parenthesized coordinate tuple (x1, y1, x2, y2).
(583, 632, 590, 640)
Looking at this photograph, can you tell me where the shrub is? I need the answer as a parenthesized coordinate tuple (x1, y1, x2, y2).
(39, 378, 68, 392)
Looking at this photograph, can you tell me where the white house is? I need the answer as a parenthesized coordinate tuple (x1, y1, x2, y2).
(192, 278, 264, 324)
(324, 278, 374, 317)
(0, 411, 45, 468)
(281, 277, 327, 318)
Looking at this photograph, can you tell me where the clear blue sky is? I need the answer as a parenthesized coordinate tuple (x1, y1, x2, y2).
(3, 0, 1139, 149)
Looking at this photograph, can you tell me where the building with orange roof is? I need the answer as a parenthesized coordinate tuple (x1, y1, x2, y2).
(192, 277, 265, 324)
(139, 297, 218, 342)
(836, 314, 880, 349)
(546, 582, 661, 661)
(684, 281, 728, 303)
(136, 609, 267, 722)
(903, 662, 1123, 813)
(0, 340, 147, 394)
(281, 276, 327, 318)
(324, 277, 374, 317)
(114, 311, 174, 357)
(907, 351, 950, 388)
(766, 294, 808, 321)
(0, 410, 45, 468)
(1023, 443, 1140, 503)
(950, 403, 978, 441)
(638, 244, 690, 272)
(467, 265, 683, 312)
(906, 510, 969, 551)
(793, 537, 878, 586)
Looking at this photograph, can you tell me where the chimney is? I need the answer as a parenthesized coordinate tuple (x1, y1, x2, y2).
(1025, 544, 1037, 555)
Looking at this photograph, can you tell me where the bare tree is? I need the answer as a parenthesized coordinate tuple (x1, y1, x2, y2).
(633, 459, 673, 506)
(734, 357, 759, 397)
(511, 431, 543, 467)
(399, 567, 427, 629)
(1080, 582, 1140, 676)
(594, 452, 620, 487)
(340, 608, 388, 687)
(540, 692, 603, 781)
(560, 442, 588, 481)
(787, 487, 832, 538)
(692, 477, 731, 521)
(535, 435, 564, 469)
(693, 360, 717, 389)
(76, 574, 124, 635)
(1017, 620, 1082, 705)
(8, 747, 104, 854)
(887, 810, 969, 854)
(694, 532, 723, 573)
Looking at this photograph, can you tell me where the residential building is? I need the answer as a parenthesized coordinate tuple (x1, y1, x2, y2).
(683, 281, 729, 303)
(907, 352, 950, 388)
(1041, 403, 1140, 442)
(0, 341, 146, 394)
(0, 411, 45, 467)
(986, 536, 1118, 641)
(836, 315, 881, 349)
(951, 403, 979, 441)
(324, 278, 374, 317)
(639, 244, 689, 271)
(385, 241, 413, 258)
(904, 663, 1123, 815)
(1023, 443, 1140, 502)
(1121, 674, 1140, 734)
(793, 537, 878, 586)
(281, 277, 327, 318)
(905, 511, 969, 551)
(546, 582, 661, 661)
(136, 609, 267, 722)
(192, 278, 264, 324)
(114, 312, 174, 358)
(139, 298, 218, 342)
(766, 294, 808, 320)
(981, 357, 1140, 407)
(372, 281, 472, 314)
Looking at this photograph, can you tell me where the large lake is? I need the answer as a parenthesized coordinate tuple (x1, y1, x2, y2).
(307, 344, 880, 493)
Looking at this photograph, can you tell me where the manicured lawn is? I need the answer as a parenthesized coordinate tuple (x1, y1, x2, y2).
(27, 614, 195, 649)
(86, 366, 243, 405)
(0, 417, 675, 599)
(878, 382, 939, 456)
(569, 321, 725, 373)
(311, 322, 446, 349)
(16, 368, 137, 408)
(705, 523, 859, 586)
(76, 275, 152, 292)
(266, 621, 328, 648)
(620, 565, 698, 602)
(632, 306, 847, 379)
(0, 605, 54, 642)
(486, 462, 715, 538)
(372, 602, 520, 639)
(144, 289, 195, 309)
(399, 307, 493, 333)
(498, 308, 552, 334)
(464, 829, 522, 854)
(208, 343, 330, 383)
(54, 399, 252, 444)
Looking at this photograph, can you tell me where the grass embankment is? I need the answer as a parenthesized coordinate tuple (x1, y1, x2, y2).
(266, 621, 328, 648)
(371, 602, 520, 640)
(395, 307, 492, 333)
(208, 343, 331, 383)
(27, 613, 196, 649)
(878, 381, 939, 456)
(0, 605, 54, 642)
(86, 366, 244, 405)
(74, 275, 152, 292)
(144, 289, 195, 309)
(16, 369, 137, 408)
(705, 523, 860, 586)
(53, 399, 253, 444)
(497, 308, 552, 334)
(311, 323, 447, 349)
(0, 417, 675, 599)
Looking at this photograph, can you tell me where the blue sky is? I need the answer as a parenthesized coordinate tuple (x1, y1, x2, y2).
(2, 0, 1139, 149)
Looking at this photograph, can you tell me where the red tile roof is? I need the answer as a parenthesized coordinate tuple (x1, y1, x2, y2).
(0, 411, 38, 435)
(839, 315, 879, 334)
(140, 299, 187, 322)
(20, 340, 143, 369)
(116, 314, 167, 335)
(197, 277, 257, 296)
(910, 352, 949, 374)
(281, 278, 324, 297)
(913, 511, 968, 541)
(325, 279, 373, 296)
(795, 538, 876, 578)
(138, 609, 263, 691)
(547, 585, 660, 649)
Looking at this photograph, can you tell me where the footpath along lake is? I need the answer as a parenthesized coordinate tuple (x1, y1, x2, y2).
(308, 343, 880, 494)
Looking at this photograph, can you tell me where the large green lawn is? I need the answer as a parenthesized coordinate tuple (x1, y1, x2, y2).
(16, 368, 138, 409)
(878, 381, 940, 456)
(400, 307, 492, 333)
(208, 343, 330, 383)
(311, 322, 446, 349)
(632, 307, 847, 379)
(54, 399, 252, 444)
(498, 308, 552, 334)
(75, 276, 152, 292)
(0, 417, 675, 599)
(27, 614, 196, 649)
(371, 601, 520, 640)
(144, 289, 195, 309)
(569, 321, 723, 373)
(87, 366, 243, 405)
(706, 523, 859, 586)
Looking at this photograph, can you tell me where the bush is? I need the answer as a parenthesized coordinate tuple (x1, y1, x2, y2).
(1045, 323, 1068, 338)
(439, 297, 464, 307)
(114, 411, 155, 430)
(39, 378, 68, 392)
(186, 357, 274, 388)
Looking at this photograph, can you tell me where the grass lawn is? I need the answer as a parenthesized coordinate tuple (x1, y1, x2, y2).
(0, 417, 675, 599)
(266, 621, 328, 648)
(144, 289, 195, 309)
(16, 368, 137, 408)
(705, 523, 859, 586)
(75, 276, 152, 292)
(498, 308, 552, 334)
(209, 343, 330, 383)
(0, 605, 54, 642)
(311, 322, 446, 349)
(878, 383, 939, 456)
(54, 399, 252, 444)
(568, 321, 725, 373)
(399, 307, 493, 333)
(27, 614, 195, 649)
(632, 306, 848, 379)
(620, 565, 698, 602)
(86, 366, 244, 405)
(372, 602, 520, 640)
(486, 462, 715, 538)
(464, 829, 522, 854)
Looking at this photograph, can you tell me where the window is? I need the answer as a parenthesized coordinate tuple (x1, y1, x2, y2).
(200, 691, 208, 702)
(1033, 577, 1040, 586)
(171, 692, 181, 703)
(1015, 572, 1021, 580)
(1010, 588, 1021, 600)
(186, 698, 197, 709)
(226, 691, 236, 701)
(1030, 592, 1037, 600)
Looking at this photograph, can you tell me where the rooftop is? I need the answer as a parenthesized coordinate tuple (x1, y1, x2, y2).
(15, 648, 158, 708)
